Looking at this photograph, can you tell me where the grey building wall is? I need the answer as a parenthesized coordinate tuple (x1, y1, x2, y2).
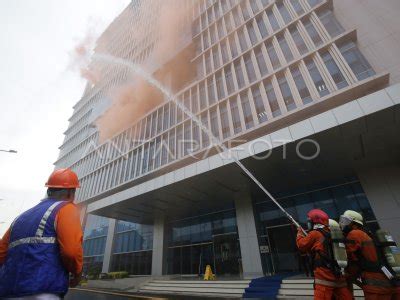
(358, 166, 400, 243)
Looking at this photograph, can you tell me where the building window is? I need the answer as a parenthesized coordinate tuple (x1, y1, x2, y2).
(216, 71, 226, 99)
(199, 82, 207, 110)
(289, 0, 304, 16)
(225, 14, 233, 32)
(213, 47, 220, 69)
(244, 54, 257, 83)
(210, 26, 217, 45)
(191, 88, 199, 114)
(254, 46, 269, 76)
(207, 77, 216, 104)
(210, 107, 220, 139)
(277, 74, 296, 111)
(203, 32, 210, 50)
(176, 126, 183, 159)
(261, 0, 270, 7)
(303, 18, 323, 47)
(220, 39, 230, 64)
(192, 122, 200, 151)
(220, 101, 231, 139)
(250, 0, 260, 14)
(240, 92, 255, 129)
(291, 65, 312, 105)
(163, 104, 170, 131)
(217, 20, 225, 39)
(305, 58, 329, 97)
(233, 7, 242, 27)
(338, 41, 375, 81)
(201, 112, 210, 147)
(234, 60, 246, 89)
(307, 0, 322, 7)
(252, 85, 268, 123)
(229, 35, 238, 58)
(225, 65, 235, 95)
(264, 80, 281, 117)
(229, 97, 242, 134)
(237, 28, 248, 52)
(276, 1, 292, 24)
(277, 33, 294, 62)
(321, 50, 348, 89)
(318, 10, 344, 38)
(205, 52, 212, 74)
(266, 42, 281, 69)
(267, 9, 280, 31)
(240, 2, 251, 21)
(247, 22, 259, 45)
(289, 25, 308, 55)
(256, 15, 269, 38)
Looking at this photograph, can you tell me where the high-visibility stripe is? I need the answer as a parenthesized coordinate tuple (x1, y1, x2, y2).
(9, 236, 57, 249)
(35, 201, 65, 237)
(314, 278, 348, 288)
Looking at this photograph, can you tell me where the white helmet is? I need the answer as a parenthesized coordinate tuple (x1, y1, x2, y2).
(339, 210, 364, 229)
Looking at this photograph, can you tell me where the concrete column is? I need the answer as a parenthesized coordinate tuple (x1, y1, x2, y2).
(151, 213, 165, 277)
(101, 218, 116, 273)
(358, 166, 400, 243)
(234, 194, 264, 279)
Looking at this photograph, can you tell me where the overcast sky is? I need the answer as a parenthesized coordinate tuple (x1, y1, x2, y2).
(0, 0, 130, 236)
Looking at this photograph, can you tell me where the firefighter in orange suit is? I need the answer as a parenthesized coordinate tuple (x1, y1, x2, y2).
(340, 210, 394, 300)
(297, 209, 352, 300)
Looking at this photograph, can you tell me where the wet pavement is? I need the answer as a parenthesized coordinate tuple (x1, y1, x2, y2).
(65, 289, 233, 300)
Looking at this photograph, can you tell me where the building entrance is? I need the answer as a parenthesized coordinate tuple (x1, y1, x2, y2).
(213, 232, 241, 276)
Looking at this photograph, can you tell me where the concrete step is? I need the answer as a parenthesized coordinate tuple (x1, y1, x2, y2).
(140, 285, 245, 294)
(151, 280, 250, 284)
(146, 282, 249, 288)
(278, 288, 364, 297)
(280, 283, 362, 290)
(282, 279, 314, 284)
(139, 279, 249, 297)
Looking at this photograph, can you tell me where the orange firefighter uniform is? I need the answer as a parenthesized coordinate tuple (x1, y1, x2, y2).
(345, 229, 394, 300)
(297, 209, 352, 300)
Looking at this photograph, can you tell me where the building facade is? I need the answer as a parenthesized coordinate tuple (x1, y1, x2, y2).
(55, 0, 400, 278)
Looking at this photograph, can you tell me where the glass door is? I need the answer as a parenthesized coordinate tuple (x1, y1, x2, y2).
(213, 232, 241, 276)
(266, 225, 300, 273)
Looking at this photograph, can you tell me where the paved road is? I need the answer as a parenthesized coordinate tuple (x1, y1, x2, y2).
(65, 289, 230, 300)
(65, 289, 167, 300)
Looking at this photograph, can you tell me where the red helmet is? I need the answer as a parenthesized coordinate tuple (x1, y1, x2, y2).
(45, 168, 80, 189)
(307, 209, 329, 226)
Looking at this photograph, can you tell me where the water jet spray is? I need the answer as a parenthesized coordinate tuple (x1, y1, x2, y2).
(93, 53, 306, 235)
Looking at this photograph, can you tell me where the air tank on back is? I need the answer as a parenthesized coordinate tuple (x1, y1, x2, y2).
(329, 219, 348, 273)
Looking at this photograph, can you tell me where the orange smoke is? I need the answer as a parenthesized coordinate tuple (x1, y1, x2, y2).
(94, 0, 196, 143)
(96, 76, 164, 143)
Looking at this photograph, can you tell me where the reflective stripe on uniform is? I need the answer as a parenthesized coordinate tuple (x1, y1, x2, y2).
(363, 278, 393, 288)
(35, 201, 65, 237)
(9, 237, 57, 249)
(315, 278, 348, 288)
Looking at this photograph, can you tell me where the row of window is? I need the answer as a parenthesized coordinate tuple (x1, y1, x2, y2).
(194, 0, 323, 36)
(167, 209, 237, 246)
(111, 251, 152, 275)
(83, 236, 107, 257)
(113, 223, 154, 253)
(197, 8, 345, 78)
(75, 39, 374, 201)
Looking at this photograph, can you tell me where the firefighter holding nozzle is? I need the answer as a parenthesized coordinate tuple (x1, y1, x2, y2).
(296, 209, 353, 300)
